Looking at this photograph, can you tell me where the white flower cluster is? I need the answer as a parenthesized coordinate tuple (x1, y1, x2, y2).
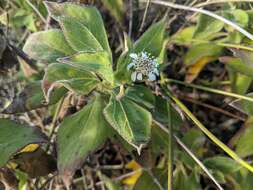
(127, 52, 159, 82)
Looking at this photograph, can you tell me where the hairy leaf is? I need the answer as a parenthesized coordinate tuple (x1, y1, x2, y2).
(57, 95, 110, 181)
(58, 51, 114, 84)
(44, 1, 111, 58)
(103, 94, 152, 151)
(43, 63, 99, 101)
(125, 85, 155, 109)
(23, 29, 75, 62)
(59, 17, 103, 52)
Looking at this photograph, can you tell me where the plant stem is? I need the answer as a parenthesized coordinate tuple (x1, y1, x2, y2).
(45, 96, 65, 152)
(25, 0, 47, 24)
(162, 88, 253, 172)
(188, 39, 253, 52)
(166, 79, 253, 102)
(116, 85, 125, 100)
(140, 0, 253, 40)
(195, 0, 253, 8)
(167, 101, 173, 190)
(153, 120, 223, 190)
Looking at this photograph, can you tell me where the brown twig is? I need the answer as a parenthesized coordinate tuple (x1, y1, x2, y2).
(179, 95, 246, 122)
(139, 0, 150, 32)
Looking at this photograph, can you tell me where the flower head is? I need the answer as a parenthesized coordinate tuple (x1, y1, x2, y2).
(127, 52, 159, 82)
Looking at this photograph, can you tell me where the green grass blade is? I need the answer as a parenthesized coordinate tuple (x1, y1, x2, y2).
(166, 79, 253, 102)
(167, 101, 173, 190)
(167, 93, 253, 173)
(153, 120, 223, 190)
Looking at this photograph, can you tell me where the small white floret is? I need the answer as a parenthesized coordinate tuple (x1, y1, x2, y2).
(127, 62, 135, 70)
(127, 51, 160, 82)
(131, 71, 137, 81)
(137, 73, 143, 80)
(148, 73, 156, 81)
(130, 53, 138, 59)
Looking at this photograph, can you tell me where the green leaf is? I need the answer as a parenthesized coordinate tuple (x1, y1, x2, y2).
(225, 31, 243, 44)
(153, 96, 183, 126)
(134, 19, 166, 55)
(184, 43, 223, 66)
(232, 74, 252, 95)
(43, 63, 99, 101)
(170, 94, 253, 172)
(240, 172, 253, 190)
(236, 122, 253, 157)
(102, 0, 124, 22)
(3, 81, 66, 114)
(223, 57, 253, 78)
(204, 156, 241, 174)
(194, 14, 224, 39)
(182, 129, 205, 151)
(100, 174, 123, 190)
(125, 85, 155, 109)
(232, 48, 253, 70)
(179, 129, 205, 168)
(225, 50, 253, 116)
(132, 171, 162, 190)
(174, 169, 200, 190)
(58, 51, 114, 84)
(151, 123, 169, 155)
(211, 170, 226, 184)
(13, 13, 37, 32)
(103, 94, 152, 151)
(115, 19, 166, 82)
(0, 119, 47, 167)
(23, 29, 75, 62)
(224, 9, 249, 28)
(57, 95, 110, 179)
(230, 93, 253, 116)
(174, 168, 188, 190)
(44, 1, 111, 58)
(227, 68, 253, 116)
(172, 26, 195, 45)
(233, 9, 249, 27)
(58, 16, 103, 52)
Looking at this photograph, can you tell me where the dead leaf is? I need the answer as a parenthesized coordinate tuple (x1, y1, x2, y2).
(0, 46, 18, 73)
(2, 81, 66, 114)
(18, 144, 40, 154)
(18, 56, 38, 77)
(13, 148, 56, 178)
(122, 160, 142, 186)
(185, 56, 216, 83)
(0, 35, 6, 59)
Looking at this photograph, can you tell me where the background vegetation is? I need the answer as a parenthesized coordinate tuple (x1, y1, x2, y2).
(1, 0, 253, 190)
